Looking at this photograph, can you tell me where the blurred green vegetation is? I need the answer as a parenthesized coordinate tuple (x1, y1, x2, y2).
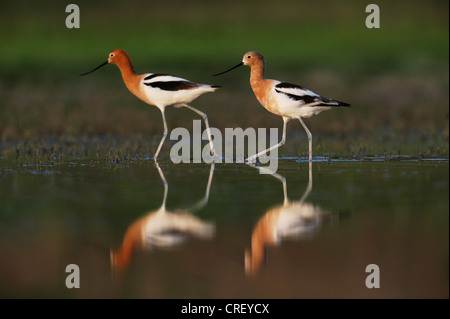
(0, 0, 448, 158)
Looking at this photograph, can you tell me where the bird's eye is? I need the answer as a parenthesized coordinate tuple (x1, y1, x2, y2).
(247, 55, 252, 59)
(110, 53, 114, 57)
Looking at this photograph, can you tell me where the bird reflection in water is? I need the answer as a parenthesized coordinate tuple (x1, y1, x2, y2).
(245, 163, 332, 276)
(110, 163, 215, 278)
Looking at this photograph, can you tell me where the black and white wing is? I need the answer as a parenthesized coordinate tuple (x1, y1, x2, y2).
(274, 82, 350, 107)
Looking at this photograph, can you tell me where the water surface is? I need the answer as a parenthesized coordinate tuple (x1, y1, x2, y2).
(0, 158, 448, 298)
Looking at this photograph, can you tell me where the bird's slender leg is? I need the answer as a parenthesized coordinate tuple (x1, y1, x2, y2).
(298, 117, 312, 162)
(182, 103, 217, 158)
(246, 117, 289, 163)
(153, 108, 168, 162)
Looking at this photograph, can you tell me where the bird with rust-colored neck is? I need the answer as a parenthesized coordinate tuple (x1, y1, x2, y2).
(214, 51, 350, 162)
(82, 49, 219, 161)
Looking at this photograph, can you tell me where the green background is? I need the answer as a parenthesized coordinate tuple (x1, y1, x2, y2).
(0, 0, 448, 159)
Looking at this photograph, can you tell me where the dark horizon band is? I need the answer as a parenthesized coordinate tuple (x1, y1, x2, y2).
(80, 61, 109, 76)
(212, 62, 244, 76)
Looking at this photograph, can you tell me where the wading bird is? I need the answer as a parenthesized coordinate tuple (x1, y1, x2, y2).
(214, 51, 350, 162)
(81, 49, 219, 161)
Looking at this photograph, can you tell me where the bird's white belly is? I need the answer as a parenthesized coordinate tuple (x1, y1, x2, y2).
(143, 88, 199, 108)
(279, 103, 328, 119)
(295, 106, 330, 118)
(275, 93, 329, 119)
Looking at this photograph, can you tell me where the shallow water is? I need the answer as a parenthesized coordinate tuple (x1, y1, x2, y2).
(0, 158, 448, 298)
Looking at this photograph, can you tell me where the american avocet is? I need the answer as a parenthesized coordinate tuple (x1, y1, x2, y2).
(214, 51, 350, 162)
(81, 49, 219, 161)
